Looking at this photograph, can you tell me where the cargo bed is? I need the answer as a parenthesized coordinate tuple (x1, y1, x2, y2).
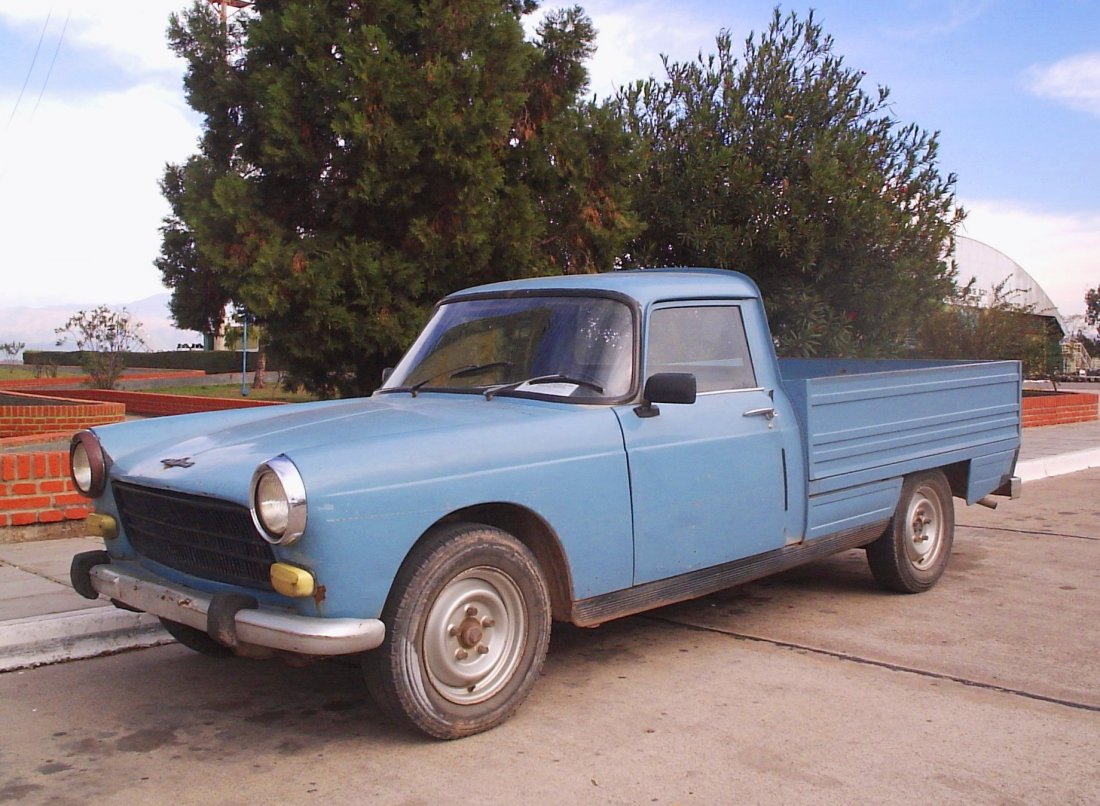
(779, 358, 1022, 505)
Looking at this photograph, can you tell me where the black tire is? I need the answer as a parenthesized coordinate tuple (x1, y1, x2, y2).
(159, 617, 234, 658)
(363, 523, 552, 739)
(866, 470, 955, 594)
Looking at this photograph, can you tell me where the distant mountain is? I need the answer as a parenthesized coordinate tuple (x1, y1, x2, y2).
(0, 294, 204, 358)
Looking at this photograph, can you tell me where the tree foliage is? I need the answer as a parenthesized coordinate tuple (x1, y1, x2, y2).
(55, 306, 147, 389)
(0, 342, 25, 360)
(913, 278, 1058, 378)
(158, 0, 638, 397)
(1086, 286, 1100, 329)
(616, 9, 962, 356)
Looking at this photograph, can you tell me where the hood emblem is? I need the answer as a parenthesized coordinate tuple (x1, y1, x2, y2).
(161, 457, 195, 469)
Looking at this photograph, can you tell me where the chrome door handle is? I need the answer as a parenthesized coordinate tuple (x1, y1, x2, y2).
(743, 407, 778, 427)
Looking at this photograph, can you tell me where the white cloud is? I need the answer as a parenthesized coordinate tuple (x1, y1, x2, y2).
(1026, 51, 1100, 119)
(0, 83, 200, 307)
(584, 2, 726, 99)
(888, 0, 997, 39)
(0, 1, 193, 74)
(526, 1, 737, 100)
(0, 2, 201, 309)
(960, 199, 1100, 318)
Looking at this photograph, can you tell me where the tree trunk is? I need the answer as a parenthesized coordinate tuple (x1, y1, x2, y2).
(252, 341, 266, 389)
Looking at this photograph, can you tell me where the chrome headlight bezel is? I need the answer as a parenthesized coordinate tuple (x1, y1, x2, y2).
(70, 431, 108, 498)
(249, 454, 307, 545)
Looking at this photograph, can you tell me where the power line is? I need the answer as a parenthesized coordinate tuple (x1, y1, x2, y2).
(32, 10, 72, 119)
(6, 11, 53, 130)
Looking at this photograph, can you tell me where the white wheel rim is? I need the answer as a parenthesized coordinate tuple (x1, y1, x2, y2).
(904, 484, 944, 570)
(422, 566, 527, 705)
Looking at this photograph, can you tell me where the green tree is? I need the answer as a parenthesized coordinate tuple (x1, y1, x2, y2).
(155, 3, 245, 344)
(0, 341, 25, 361)
(1085, 286, 1100, 328)
(156, 163, 232, 342)
(616, 9, 962, 356)
(914, 278, 1057, 379)
(159, 0, 637, 397)
(55, 306, 147, 389)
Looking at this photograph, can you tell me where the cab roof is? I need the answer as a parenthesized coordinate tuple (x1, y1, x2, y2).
(444, 268, 763, 308)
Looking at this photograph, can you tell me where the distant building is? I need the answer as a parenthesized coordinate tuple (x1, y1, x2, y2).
(953, 236, 1066, 338)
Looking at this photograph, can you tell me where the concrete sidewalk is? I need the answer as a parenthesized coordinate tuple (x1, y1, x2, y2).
(0, 537, 169, 671)
(2, 418, 1100, 673)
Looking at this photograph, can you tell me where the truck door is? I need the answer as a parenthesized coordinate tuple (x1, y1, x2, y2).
(615, 302, 790, 585)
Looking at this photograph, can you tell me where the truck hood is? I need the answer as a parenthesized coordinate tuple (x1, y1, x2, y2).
(102, 393, 614, 504)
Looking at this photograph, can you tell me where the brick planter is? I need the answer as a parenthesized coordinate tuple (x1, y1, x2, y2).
(0, 448, 90, 528)
(0, 389, 285, 534)
(1022, 391, 1099, 428)
(0, 392, 125, 439)
(12, 389, 282, 417)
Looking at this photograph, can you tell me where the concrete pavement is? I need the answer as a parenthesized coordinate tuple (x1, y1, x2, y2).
(0, 537, 169, 671)
(1, 418, 1099, 672)
(1, 468, 1096, 803)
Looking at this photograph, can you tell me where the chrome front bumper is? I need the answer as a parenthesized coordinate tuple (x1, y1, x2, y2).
(82, 559, 385, 656)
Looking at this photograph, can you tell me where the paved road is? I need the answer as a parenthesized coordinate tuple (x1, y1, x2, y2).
(1, 470, 1097, 804)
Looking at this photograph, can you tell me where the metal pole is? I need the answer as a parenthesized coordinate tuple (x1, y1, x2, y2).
(240, 313, 249, 397)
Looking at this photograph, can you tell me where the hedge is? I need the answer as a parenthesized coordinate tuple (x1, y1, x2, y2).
(23, 350, 285, 374)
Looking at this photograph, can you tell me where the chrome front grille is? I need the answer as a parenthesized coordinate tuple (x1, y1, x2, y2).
(112, 482, 275, 591)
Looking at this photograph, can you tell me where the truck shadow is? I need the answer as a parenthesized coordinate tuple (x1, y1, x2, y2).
(40, 550, 917, 765)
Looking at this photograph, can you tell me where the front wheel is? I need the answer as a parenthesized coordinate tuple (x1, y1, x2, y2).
(866, 470, 955, 593)
(363, 523, 551, 739)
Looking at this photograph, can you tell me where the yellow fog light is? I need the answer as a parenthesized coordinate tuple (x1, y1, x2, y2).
(86, 513, 118, 540)
(270, 563, 315, 598)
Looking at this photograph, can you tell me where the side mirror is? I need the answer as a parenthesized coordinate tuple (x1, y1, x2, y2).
(381, 367, 394, 384)
(634, 373, 697, 418)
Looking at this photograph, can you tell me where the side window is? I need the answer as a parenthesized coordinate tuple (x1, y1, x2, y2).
(647, 305, 757, 392)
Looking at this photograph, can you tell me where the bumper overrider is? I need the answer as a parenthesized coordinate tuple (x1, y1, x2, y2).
(71, 551, 385, 656)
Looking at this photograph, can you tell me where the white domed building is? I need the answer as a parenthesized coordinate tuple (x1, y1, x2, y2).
(952, 236, 1066, 337)
(952, 236, 1098, 377)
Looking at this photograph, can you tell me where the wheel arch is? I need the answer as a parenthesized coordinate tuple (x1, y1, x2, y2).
(410, 503, 576, 622)
(940, 460, 969, 500)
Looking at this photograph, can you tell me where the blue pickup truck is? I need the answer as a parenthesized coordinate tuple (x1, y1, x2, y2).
(70, 269, 1021, 738)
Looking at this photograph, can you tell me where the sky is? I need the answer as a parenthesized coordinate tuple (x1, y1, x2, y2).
(1, 0, 1097, 322)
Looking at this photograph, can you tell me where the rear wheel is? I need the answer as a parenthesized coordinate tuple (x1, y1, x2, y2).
(159, 617, 233, 658)
(363, 523, 551, 739)
(867, 470, 954, 593)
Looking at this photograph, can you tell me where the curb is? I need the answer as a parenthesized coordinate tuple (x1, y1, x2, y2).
(1016, 448, 1100, 483)
(0, 607, 171, 673)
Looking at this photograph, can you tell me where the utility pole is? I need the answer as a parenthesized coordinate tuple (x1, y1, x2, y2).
(207, 0, 264, 389)
(210, 0, 253, 25)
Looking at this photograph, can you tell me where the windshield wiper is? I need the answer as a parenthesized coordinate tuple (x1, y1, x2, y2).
(407, 361, 513, 396)
(484, 374, 604, 400)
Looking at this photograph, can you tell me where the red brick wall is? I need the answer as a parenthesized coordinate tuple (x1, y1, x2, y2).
(12, 389, 282, 417)
(0, 390, 282, 530)
(0, 451, 90, 527)
(1022, 392, 1099, 428)
(0, 395, 126, 438)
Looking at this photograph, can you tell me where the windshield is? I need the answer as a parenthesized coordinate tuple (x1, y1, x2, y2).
(381, 295, 635, 401)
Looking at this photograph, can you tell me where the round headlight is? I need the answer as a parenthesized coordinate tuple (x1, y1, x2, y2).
(250, 455, 307, 545)
(70, 431, 107, 498)
(255, 471, 290, 536)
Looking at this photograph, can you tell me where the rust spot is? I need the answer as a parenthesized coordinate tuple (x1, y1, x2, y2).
(312, 584, 327, 606)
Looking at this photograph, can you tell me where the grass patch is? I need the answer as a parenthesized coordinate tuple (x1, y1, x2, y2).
(0, 365, 84, 380)
(150, 383, 319, 403)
